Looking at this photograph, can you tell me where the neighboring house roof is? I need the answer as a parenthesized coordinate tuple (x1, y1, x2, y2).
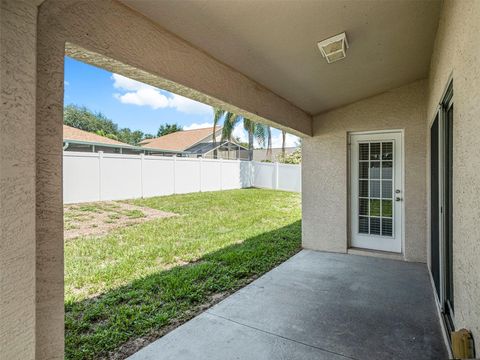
(138, 138, 155, 146)
(187, 140, 248, 155)
(140, 127, 222, 151)
(63, 125, 131, 147)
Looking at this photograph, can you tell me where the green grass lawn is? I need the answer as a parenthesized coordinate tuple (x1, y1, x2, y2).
(65, 189, 301, 359)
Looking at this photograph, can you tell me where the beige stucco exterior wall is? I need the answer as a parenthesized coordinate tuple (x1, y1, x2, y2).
(0, 0, 37, 358)
(303, 80, 427, 262)
(426, 0, 480, 342)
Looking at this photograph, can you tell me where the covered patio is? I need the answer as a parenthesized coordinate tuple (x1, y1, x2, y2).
(2, 0, 480, 359)
(129, 250, 447, 360)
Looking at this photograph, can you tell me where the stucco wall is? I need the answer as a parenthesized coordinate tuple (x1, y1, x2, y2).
(303, 80, 427, 262)
(0, 0, 37, 358)
(426, 0, 480, 341)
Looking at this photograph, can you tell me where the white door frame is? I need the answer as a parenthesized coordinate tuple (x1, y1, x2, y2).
(349, 130, 404, 253)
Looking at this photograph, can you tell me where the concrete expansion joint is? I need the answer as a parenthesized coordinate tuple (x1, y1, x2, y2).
(204, 311, 359, 360)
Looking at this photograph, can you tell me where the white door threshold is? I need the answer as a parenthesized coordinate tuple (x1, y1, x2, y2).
(348, 247, 404, 261)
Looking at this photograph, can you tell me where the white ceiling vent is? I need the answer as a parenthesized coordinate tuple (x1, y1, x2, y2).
(317, 32, 349, 64)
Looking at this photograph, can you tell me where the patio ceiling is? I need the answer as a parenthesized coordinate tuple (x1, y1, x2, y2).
(120, 0, 441, 115)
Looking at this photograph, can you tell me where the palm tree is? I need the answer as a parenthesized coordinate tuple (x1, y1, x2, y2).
(253, 122, 272, 160)
(281, 130, 287, 158)
(212, 108, 272, 160)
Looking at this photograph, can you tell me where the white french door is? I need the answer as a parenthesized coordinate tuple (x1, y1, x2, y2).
(350, 131, 403, 253)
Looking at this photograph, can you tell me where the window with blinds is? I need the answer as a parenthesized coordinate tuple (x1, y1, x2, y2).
(358, 141, 393, 237)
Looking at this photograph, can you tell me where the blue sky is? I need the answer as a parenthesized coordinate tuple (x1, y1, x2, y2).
(64, 56, 298, 147)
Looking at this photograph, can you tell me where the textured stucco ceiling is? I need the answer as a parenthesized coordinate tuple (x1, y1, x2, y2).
(120, 0, 441, 115)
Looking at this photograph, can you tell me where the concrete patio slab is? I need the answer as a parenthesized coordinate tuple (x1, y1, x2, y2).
(129, 250, 448, 360)
(129, 312, 349, 360)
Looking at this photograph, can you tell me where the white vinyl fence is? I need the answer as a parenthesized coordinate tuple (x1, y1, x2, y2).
(63, 151, 301, 204)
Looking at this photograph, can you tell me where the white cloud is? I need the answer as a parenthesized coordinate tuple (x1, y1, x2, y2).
(271, 133, 299, 148)
(183, 122, 213, 130)
(112, 74, 213, 115)
(114, 87, 170, 109)
(64, 80, 69, 86)
(112, 74, 147, 91)
(168, 94, 212, 115)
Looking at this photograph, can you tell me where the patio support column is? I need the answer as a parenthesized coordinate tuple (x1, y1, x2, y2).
(0, 0, 39, 358)
(36, 0, 66, 358)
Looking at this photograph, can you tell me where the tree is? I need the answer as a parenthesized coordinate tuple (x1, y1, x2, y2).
(95, 129, 118, 141)
(281, 130, 287, 157)
(64, 104, 118, 135)
(252, 121, 272, 159)
(116, 128, 145, 146)
(157, 123, 183, 137)
(212, 108, 272, 160)
(64, 104, 147, 146)
(278, 148, 301, 164)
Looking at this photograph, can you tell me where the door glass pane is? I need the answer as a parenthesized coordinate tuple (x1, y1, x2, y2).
(359, 162, 369, 179)
(370, 199, 380, 216)
(370, 180, 380, 198)
(357, 140, 394, 237)
(370, 217, 381, 235)
(359, 198, 369, 216)
(359, 216, 369, 234)
(382, 200, 392, 217)
(382, 143, 393, 160)
(382, 181, 392, 199)
(382, 218, 392, 236)
(370, 161, 380, 179)
(382, 161, 392, 179)
(359, 180, 368, 197)
(370, 143, 380, 160)
(359, 143, 369, 160)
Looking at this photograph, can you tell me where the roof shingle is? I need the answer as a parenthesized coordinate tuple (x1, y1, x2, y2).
(140, 127, 220, 151)
(63, 125, 131, 146)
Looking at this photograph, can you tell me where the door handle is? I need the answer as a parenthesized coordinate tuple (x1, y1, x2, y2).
(395, 197, 402, 202)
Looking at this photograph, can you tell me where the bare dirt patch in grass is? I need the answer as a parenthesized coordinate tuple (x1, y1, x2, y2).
(64, 201, 176, 240)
